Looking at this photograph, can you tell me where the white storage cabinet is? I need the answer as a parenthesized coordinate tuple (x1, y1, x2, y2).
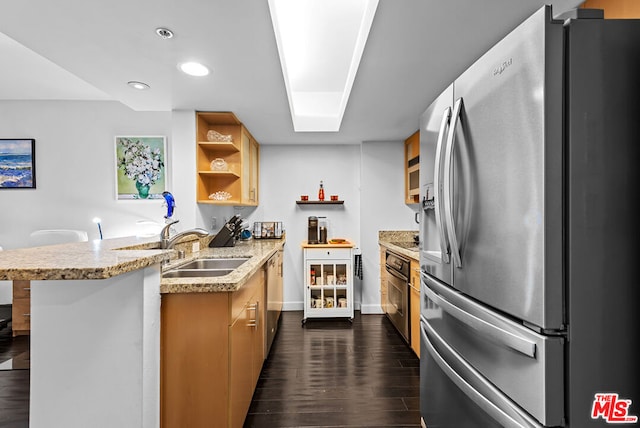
(302, 245, 354, 324)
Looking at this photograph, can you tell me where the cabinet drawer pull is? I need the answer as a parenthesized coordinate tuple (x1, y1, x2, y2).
(23, 313, 30, 317)
(23, 288, 31, 291)
(247, 302, 259, 328)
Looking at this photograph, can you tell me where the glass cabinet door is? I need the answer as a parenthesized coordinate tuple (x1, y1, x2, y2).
(306, 260, 350, 312)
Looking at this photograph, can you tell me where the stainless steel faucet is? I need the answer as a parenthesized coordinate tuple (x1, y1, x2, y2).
(160, 219, 209, 249)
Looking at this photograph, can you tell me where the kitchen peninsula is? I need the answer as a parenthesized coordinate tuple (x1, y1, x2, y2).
(0, 235, 285, 428)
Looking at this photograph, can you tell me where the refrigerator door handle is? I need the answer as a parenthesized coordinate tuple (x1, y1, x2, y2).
(422, 320, 543, 428)
(424, 286, 536, 358)
(422, 272, 537, 358)
(433, 106, 452, 264)
(443, 97, 463, 268)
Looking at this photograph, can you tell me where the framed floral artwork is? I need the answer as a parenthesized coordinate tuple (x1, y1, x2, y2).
(115, 136, 166, 200)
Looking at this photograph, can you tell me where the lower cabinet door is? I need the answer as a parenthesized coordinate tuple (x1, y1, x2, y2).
(230, 304, 254, 428)
(410, 285, 420, 357)
(12, 297, 30, 334)
(409, 260, 421, 357)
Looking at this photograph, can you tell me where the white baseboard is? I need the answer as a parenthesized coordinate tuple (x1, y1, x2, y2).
(282, 302, 304, 311)
(360, 304, 384, 315)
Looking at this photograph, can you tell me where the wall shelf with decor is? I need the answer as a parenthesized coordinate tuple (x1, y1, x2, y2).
(296, 200, 344, 205)
(196, 112, 259, 206)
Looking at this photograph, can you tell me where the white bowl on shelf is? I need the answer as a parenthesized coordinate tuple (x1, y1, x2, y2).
(209, 191, 232, 201)
(210, 158, 228, 171)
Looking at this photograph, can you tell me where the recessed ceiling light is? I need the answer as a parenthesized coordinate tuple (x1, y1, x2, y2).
(127, 81, 150, 90)
(178, 62, 210, 77)
(155, 27, 174, 39)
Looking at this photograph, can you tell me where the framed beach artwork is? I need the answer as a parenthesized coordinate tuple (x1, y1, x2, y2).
(115, 136, 167, 200)
(0, 139, 36, 189)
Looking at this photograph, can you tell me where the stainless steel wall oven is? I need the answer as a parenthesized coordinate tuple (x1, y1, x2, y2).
(384, 250, 410, 342)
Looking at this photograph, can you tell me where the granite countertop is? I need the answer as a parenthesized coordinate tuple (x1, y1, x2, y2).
(0, 235, 286, 294)
(160, 238, 285, 294)
(379, 230, 419, 260)
(0, 236, 169, 281)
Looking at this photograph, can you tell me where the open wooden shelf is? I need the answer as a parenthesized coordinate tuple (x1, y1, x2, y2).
(197, 141, 240, 152)
(198, 170, 241, 178)
(196, 111, 259, 206)
(197, 200, 240, 205)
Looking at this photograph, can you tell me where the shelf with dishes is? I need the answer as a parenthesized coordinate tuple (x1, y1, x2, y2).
(309, 287, 349, 310)
(196, 112, 259, 205)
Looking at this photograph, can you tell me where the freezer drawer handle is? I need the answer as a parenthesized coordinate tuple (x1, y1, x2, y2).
(433, 106, 452, 264)
(424, 283, 536, 358)
(422, 320, 543, 428)
(443, 98, 463, 268)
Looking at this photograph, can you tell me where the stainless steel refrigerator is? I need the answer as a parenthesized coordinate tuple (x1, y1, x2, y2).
(419, 6, 640, 427)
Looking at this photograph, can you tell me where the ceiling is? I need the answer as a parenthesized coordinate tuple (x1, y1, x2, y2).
(0, 0, 582, 145)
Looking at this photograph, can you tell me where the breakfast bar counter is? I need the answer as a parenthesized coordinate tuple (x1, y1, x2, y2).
(0, 236, 170, 428)
(0, 234, 285, 428)
(0, 235, 167, 281)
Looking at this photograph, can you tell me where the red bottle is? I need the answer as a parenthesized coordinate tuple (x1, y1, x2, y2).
(318, 180, 325, 201)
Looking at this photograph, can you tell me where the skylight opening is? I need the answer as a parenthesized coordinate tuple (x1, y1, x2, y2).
(268, 0, 379, 132)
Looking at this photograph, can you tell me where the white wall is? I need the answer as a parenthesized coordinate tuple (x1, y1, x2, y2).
(247, 144, 362, 310)
(169, 110, 198, 231)
(360, 142, 418, 313)
(0, 101, 191, 304)
(0, 101, 175, 249)
(239, 142, 416, 312)
(0, 100, 418, 311)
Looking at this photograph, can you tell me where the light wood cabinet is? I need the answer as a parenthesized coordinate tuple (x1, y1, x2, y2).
(241, 134, 259, 204)
(229, 314, 252, 427)
(582, 0, 640, 18)
(196, 112, 259, 206)
(409, 259, 421, 358)
(12, 280, 30, 336)
(380, 248, 387, 313)
(229, 270, 264, 427)
(161, 268, 265, 428)
(404, 130, 420, 204)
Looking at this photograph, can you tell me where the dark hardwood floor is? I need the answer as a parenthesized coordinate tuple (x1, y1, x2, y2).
(0, 322, 29, 428)
(0, 311, 420, 428)
(245, 311, 421, 427)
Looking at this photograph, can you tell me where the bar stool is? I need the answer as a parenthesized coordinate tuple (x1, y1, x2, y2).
(28, 229, 88, 247)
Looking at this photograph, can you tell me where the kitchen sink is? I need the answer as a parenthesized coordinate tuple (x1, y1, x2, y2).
(177, 257, 250, 270)
(162, 268, 234, 278)
(162, 256, 251, 279)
